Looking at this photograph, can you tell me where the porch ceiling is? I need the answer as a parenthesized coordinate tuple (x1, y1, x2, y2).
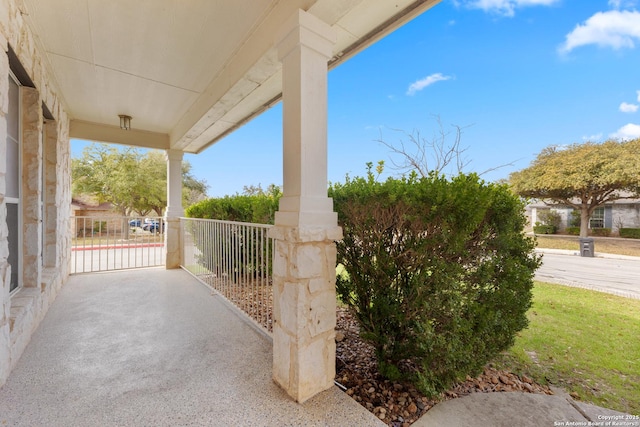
(21, 0, 439, 154)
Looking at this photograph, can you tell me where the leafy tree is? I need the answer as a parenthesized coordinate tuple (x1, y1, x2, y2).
(72, 144, 141, 216)
(509, 139, 640, 237)
(72, 143, 208, 216)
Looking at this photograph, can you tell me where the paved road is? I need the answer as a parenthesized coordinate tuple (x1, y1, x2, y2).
(535, 252, 640, 299)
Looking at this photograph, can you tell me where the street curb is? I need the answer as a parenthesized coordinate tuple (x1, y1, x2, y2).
(535, 248, 640, 261)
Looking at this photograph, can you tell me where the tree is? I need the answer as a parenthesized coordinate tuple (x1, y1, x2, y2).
(378, 115, 515, 178)
(72, 143, 208, 216)
(72, 144, 141, 216)
(509, 139, 640, 237)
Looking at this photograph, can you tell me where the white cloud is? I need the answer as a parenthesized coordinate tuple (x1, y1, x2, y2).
(637, 90, 640, 102)
(619, 102, 639, 113)
(459, 0, 559, 17)
(406, 73, 452, 95)
(608, 0, 637, 9)
(610, 123, 640, 140)
(559, 10, 640, 54)
(582, 133, 604, 141)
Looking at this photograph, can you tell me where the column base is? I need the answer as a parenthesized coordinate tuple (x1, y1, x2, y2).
(269, 225, 342, 403)
(164, 217, 182, 269)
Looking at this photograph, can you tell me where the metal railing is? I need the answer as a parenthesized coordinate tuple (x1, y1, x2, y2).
(181, 218, 273, 333)
(71, 216, 166, 273)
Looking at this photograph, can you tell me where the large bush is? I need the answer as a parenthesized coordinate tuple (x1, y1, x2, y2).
(329, 169, 541, 396)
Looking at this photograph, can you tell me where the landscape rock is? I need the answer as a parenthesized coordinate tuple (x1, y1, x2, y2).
(335, 308, 554, 426)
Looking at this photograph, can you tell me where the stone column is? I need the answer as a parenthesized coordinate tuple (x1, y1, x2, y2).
(271, 9, 342, 403)
(21, 87, 43, 288)
(164, 149, 184, 269)
(43, 120, 59, 269)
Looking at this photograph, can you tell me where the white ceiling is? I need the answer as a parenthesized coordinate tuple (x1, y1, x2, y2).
(21, 0, 440, 154)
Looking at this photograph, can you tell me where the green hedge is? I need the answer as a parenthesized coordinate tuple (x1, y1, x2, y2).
(329, 170, 541, 396)
(591, 228, 611, 237)
(566, 227, 580, 235)
(620, 228, 640, 239)
(186, 193, 280, 224)
(533, 225, 555, 234)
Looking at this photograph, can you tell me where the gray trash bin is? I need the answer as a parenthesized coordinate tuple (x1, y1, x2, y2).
(579, 237, 595, 257)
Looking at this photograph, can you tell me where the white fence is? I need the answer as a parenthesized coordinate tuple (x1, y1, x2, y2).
(180, 218, 273, 333)
(71, 216, 166, 274)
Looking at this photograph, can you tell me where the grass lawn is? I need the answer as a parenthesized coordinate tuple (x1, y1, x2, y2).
(495, 282, 640, 414)
(535, 235, 640, 257)
(72, 233, 164, 247)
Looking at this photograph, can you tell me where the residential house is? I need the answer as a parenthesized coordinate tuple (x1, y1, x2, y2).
(529, 198, 640, 235)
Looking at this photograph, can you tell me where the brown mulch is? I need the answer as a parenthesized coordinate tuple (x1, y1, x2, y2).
(334, 308, 554, 426)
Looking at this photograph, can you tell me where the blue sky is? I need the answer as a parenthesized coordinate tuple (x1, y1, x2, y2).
(72, 0, 640, 197)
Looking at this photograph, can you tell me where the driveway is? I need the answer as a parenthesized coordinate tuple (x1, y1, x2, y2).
(535, 252, 640, 299)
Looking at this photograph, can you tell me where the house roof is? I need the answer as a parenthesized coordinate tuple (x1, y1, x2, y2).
(21, 0, 440, 154)
(71, 198, 114, 211)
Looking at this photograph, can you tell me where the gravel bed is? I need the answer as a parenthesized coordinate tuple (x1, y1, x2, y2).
(335, 308, 553, 426)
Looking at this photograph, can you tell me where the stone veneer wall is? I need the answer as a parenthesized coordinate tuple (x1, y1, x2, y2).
(0, 0, 71, 386)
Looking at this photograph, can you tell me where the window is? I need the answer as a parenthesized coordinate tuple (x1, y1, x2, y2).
(589, 207, 605, 229)
(7, 72, 21, 293)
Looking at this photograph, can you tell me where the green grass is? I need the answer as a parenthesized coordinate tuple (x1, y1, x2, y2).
(495, 282, 640, 414)
(72, 233, 164, 246)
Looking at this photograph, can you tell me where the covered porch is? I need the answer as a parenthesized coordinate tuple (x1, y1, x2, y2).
(0, 0, 441, 406)
(0, 268, 382, 426)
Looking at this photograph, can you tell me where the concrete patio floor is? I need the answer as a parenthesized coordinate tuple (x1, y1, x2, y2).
(0, 268, 383, 427)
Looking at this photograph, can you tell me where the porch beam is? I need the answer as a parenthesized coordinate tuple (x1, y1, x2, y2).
(270, 9, 342, 403)
(70, 120, 169, 150)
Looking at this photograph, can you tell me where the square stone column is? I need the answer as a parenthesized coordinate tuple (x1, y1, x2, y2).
(21, 87, 43, 288)
(164, 149, 184, 269)
(271, 9, 342, 403)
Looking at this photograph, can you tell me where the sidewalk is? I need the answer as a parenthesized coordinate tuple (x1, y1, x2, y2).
(414, 388, 637, 427)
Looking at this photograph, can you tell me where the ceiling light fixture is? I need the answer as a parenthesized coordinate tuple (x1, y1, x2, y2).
(119, 114, 132, 130)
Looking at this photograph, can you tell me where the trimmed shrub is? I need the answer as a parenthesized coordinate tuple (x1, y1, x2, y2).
(566, 227, 580, 235)
(185, 193, 280, 224)
(591, 228, 611, 237)
(329, 169, 541, 397)
(537, 210, 561, 229)
(533, 224, 555, 234)
(620, 228, 640, 239)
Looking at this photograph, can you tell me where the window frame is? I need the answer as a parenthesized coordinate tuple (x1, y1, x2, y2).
(7, 70, 22, 295)
(589, 206, 605, 229)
